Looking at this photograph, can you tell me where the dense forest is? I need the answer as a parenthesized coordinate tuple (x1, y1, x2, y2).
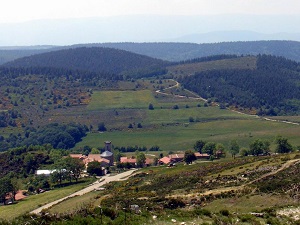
(179, 55, 300, 115)
(3, 47, 168, 78)
(0, 123, 88, 151)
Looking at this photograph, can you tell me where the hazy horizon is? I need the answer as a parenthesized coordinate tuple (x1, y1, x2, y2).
(1, 0, 299, 46)
(0, 14, 300, 46)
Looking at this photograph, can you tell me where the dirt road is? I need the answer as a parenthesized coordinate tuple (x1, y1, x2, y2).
(30, 169, 137, 214)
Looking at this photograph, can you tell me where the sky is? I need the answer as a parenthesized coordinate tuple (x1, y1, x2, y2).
(1, 0, 300, 24)
(0, 0, 299, 45)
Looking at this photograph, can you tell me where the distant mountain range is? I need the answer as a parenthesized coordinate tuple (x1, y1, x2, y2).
(1, 40, 300, 64)
(170, 31, 300, 43)
(0, 14, 299, 45)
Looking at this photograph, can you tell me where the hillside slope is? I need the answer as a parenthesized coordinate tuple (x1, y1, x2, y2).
(178, 55, 300, 115)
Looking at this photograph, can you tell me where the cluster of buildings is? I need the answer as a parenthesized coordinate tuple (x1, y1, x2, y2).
(36, 141, 212, 176)
(158, 152, 210, 165)
(68, 141, 211, 168)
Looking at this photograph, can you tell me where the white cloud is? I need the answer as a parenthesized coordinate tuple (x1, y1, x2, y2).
(0, 0, 299, 23)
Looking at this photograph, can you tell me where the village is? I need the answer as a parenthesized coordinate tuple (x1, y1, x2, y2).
(36, 141, 213, 177)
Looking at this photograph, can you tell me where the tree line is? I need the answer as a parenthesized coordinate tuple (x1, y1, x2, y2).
(193, 135, 294, 159)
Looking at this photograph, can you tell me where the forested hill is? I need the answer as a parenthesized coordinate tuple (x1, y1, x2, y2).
(84, 41, 300, 62)
(179, 55, 300, 116)
(3, 47, 168, 78)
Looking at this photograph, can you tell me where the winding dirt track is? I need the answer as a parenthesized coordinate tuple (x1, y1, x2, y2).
(30, 169, 137, 214)
(156, 79, 300, 126)
(247, 158, 300, 185)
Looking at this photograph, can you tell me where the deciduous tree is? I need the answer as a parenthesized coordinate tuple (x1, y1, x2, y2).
(229, 140, 240, 158)
(194, 140, 206, 153)
(275, 136, 293, 153)
(184, 150, 197, 164)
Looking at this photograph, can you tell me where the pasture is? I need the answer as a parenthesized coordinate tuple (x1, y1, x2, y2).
(75, 117, 300, 151)
(75, 88, 300, 151)
(87, 90, 156, 110)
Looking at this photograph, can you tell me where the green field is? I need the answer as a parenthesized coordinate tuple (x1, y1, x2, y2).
(75, 118, 300, 151)
(75, 88, 300, 151)
(87, 90, 156, 110)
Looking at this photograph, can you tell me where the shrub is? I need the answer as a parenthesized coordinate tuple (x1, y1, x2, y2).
(98, 122, 107, 132)
(148, 103, 154, 110)
(193, 208, 212, 217)
(219, 209, 230, 217)
(102, 207, 117, 220)
(164, 198, 185, 209)
(239, 214, 254, 222)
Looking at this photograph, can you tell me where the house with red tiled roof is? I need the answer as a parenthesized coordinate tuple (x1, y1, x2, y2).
(194, 152, 210, 159)
(145, 158, 154, 166)
(120, 156, 154, 167)
(69, 154, 87, 160)
(158, 151, 210, 165)
(83, 155, 110, 167)
(120, 157, 137, 166)
(169, 153, 185, 162)
(158, 156, 174, 165)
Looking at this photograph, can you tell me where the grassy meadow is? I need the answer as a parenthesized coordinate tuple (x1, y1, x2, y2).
(75, 85, 300, 151)
(167, 56, 257, 77)
(75, 118, 300, 151)
(87, 90, 156, 110)
(72, 86, 300, 152)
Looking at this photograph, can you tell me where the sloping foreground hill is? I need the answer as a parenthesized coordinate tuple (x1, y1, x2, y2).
(3, 47, 168, 78)
(8, 155, 299, 224)
(178, 55, 300, 115)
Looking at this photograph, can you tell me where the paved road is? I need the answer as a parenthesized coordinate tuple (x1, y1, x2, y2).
(30, 169, 138, 214)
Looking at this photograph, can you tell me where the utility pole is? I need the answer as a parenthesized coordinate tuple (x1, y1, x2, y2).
(123, 207, 126, 225)
(98, 205, 103, 224)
